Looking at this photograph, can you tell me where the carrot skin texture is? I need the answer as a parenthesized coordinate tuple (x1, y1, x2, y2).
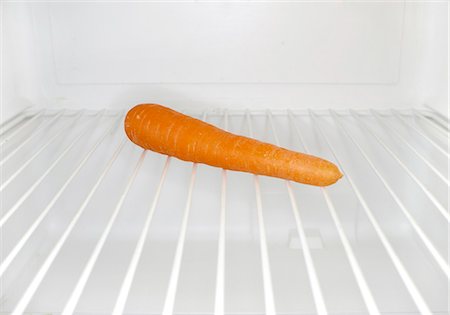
(124, 104, 343, 186)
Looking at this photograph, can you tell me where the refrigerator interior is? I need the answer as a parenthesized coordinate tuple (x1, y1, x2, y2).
(1, 2, 449, 315)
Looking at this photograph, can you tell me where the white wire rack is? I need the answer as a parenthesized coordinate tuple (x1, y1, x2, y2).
(0, 107, 448, 315)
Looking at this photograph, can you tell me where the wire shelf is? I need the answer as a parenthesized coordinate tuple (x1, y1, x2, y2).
(0, 108, 448, 315)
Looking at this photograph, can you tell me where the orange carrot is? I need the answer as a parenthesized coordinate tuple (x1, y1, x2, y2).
(124, 104, 342, 186)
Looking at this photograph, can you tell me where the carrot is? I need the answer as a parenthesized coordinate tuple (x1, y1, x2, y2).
(124, 104, 343, 186)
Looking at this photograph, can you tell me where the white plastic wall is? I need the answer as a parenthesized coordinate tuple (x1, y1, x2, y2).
(2, 2, 448, 122)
